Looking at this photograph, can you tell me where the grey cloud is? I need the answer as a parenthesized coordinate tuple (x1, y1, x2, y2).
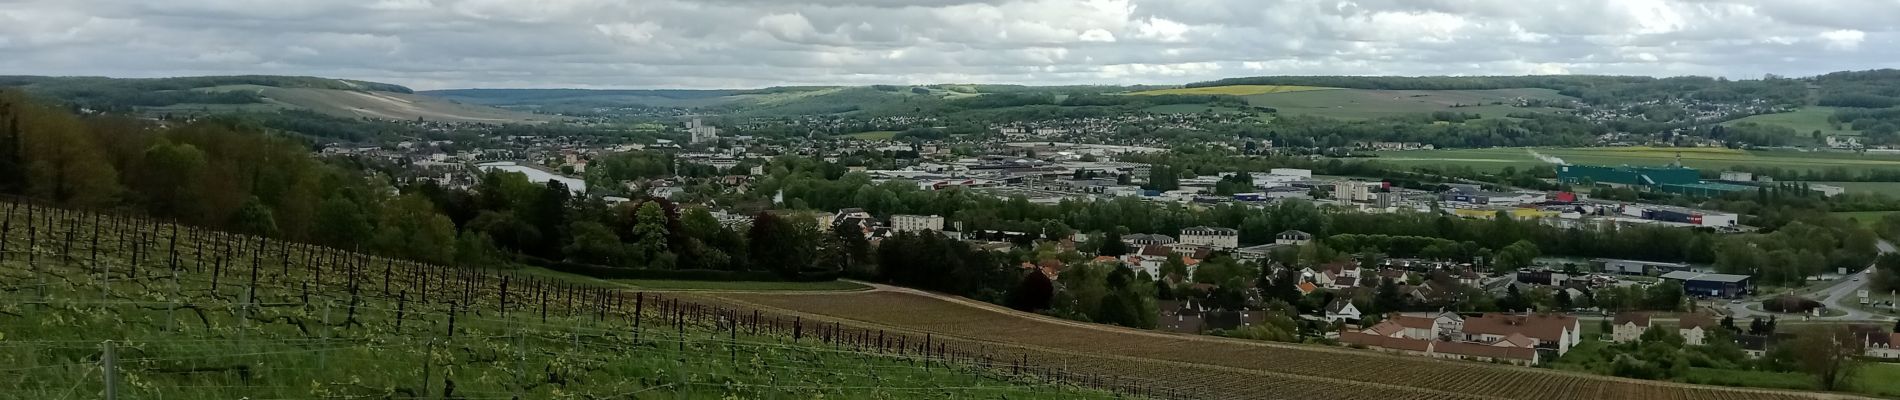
(0, 0, 1894, 89)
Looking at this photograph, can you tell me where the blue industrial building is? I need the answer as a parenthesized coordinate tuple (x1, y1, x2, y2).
(1660, 271, 1753, 298)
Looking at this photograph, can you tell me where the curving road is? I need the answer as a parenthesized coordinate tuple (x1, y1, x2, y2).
(1722, 240, 1896, 321)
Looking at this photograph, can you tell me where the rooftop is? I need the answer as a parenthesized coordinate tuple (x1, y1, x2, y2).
(1659, 271, 1751, 283)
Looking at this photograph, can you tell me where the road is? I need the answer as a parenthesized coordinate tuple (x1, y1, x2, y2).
(1721, 240, 1895, 321)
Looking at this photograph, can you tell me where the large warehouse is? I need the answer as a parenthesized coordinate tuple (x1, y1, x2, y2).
(1557, 163, 1753, 197)
(1660, 271, 1753, 298)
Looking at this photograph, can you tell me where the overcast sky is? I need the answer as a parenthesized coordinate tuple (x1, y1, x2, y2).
(1, 0, 1894, 90)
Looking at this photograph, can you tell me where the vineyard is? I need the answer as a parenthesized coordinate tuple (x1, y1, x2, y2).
(713, 291, 1867, 400)
(0, 200, 1143, 399)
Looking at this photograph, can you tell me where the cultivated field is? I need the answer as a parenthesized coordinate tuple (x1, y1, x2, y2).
(711, 289, 1850, 400)
(1242, 88, 1573, 119)
(1130, 85, 1336, 96)
(0, 202, 1119, 399)
(1723, 107, 1858, 137)
(175, 84, 561, 123)
(1367, 147, 1900, 174)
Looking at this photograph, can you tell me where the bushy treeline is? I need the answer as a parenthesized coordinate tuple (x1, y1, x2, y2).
(1183, 75, 1809, 106)
(1201, 113, 1602, 149)
(1815, 70, 1900, 109)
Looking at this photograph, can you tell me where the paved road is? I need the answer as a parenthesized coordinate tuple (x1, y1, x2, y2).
(1720, 240, 1896, 321)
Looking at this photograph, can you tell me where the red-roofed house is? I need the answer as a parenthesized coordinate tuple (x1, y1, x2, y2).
(1460, 313, 1581, 355)
(1295, 281, 1318, 296)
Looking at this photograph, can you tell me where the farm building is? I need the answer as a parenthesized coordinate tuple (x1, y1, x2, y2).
(1660, 271, 1753, 298)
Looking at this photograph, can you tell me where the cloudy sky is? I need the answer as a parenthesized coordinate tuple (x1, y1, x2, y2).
(0, 0, 1893, 89)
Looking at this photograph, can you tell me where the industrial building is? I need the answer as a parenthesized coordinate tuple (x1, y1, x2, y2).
(1660, 271, 1753, 298)
(1593, 258, 1691, 275)
(1556, 163, 1752, 197)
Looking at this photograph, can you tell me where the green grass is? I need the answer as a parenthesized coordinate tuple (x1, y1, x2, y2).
(1243, 88, 1572, 119)
(1832, 211, 1900, 227)
(613, 279, 871, 292)
(1723, 106, 1858, 137)
(0, 202, 1111, 399)
(1364, 147, 1900, 174)
(1552, 340, 1610, 371)
(1680, 363, 1900, 397)
(843, 131, 898, 140)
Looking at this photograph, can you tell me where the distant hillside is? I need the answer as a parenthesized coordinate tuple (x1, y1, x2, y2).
(0, 75, 555, 124)
(421, 88, 745, 109)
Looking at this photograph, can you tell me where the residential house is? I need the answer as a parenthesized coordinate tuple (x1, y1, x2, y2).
(1867, 332, 1900, 359)
(1295, 281, 1319, 296)
(1461, 313, 1582, 355)
(1158, 300, 1205, 334)
(890, 214, 945, 233)
(1324, 299, 1361, 323)
(1275, 230, 1313, 246)
(1612, 313, 1652, 343)
(1122, 233, 1177, 246)
(1179, 226, 1240, 250)
(1344, 313, 1537, 366)
(1678, 314, 1717, 346)
(1736, 334, 1775, 359)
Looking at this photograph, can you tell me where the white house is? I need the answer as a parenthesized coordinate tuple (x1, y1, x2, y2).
(1612, 313, 1651, 343)
(1324, 299, 1361, 323)
(1275, 230, 1313, 246)
(890, 214, 945, 233)
(1179, 226, 1239, 250)
(1678, 314, 1717, 346)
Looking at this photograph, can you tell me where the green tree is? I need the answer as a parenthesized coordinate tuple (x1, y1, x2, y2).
(563, 221, 627, 267)
(455, 230, 505, 269)
(1493, 240, 1541, 272)
(370, 194, 458, 264)
(629, 201, 671, 265)
(313, 195, 372, 249)
(1099, 230, 1129, 257)
(1792, 325, 1864, 391)
(134, 140, 207, 218)
(229, 196, 278, 237)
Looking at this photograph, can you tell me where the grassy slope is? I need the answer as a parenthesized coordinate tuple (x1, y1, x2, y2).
(1367, 147, 1900, 173)
(1243, 88, 1573, 119)
(180, 85, 559, 124)
(1130, 85, 1335, 96)
(1831, 211, 1900, 227)
(1723, 107, 1858, 137)
(0, 203, 1104, 399)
